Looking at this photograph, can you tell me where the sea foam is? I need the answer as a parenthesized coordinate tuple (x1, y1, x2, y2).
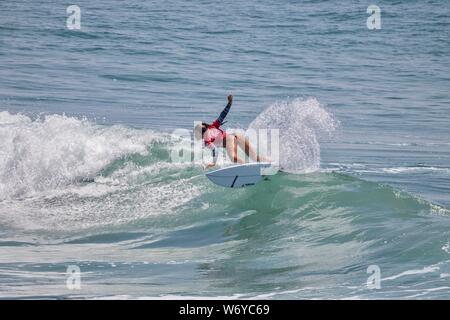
(0, 111, 156, 200)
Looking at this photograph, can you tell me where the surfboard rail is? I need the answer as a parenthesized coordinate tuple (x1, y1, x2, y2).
(205, 162, 275, 188)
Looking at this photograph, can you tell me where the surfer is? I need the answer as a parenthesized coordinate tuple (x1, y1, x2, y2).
(195, 95, 269, 168)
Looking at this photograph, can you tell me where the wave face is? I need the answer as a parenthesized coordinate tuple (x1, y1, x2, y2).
(1, 111, 450, 299)
(0, 111, 203, 231)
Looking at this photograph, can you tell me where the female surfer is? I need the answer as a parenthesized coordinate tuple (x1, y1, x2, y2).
(194, 95, 269, 168)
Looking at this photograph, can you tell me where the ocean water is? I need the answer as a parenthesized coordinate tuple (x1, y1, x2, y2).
(0, 0, 450, 299)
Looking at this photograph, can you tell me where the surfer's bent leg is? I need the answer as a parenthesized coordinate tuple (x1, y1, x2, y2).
(233, 132, 270, 162)
(225, 134, 243, 164)
(233, 132, 260, 162)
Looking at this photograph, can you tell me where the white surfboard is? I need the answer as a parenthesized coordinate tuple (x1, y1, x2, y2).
(205, 162, 275, 188)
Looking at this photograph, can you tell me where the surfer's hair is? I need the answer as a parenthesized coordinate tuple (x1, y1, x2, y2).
(194, 122, 209, 140)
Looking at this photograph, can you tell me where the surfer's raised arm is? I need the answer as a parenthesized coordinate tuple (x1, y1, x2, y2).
(211, 95, 233, 128)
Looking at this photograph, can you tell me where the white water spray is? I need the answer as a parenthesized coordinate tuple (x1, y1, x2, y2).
(249, 98, 338, 173)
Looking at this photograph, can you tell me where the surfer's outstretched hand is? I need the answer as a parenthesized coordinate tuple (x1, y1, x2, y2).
(227, 95, 233, 104)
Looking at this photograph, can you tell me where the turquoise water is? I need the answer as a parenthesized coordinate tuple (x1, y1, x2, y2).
(1, 0, 450, 299)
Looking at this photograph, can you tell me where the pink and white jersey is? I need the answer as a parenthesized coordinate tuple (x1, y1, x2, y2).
(203, 120, 227, 149)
